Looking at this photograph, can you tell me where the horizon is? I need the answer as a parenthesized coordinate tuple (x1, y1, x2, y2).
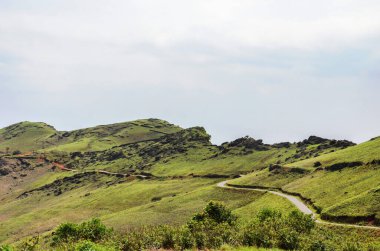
(1, 1, 380, 144)
(1, 118, 377, 145)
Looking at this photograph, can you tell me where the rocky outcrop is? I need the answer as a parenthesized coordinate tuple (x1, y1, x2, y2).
(228, 136, 270, 151)
(325, 161, 363, 171)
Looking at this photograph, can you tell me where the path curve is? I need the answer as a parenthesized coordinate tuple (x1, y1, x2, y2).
(217, 180, 380, 230)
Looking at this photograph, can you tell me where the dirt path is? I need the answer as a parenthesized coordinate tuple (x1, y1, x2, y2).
(52, 162, 148, 179)
(217, 180, 380, 230)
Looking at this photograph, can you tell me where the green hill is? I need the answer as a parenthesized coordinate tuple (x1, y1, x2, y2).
(0, 119, 182, 153)
(231, 137, 380, 224)
(0, 122, 57, 152)
(0, 119, 378, 249)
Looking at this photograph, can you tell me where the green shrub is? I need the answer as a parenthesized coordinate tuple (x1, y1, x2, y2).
(0, 245, 13, 251)
(241, 208, 315, 249)
(286, 210, 315, 234)
(191, 201, 237, 226)
(19, 236, 40, 251)
(52, 218, 112, 245)
(278, 229, 300, 250)
(53, 222, 79, 242)
(241, 220, 275, 248)
(155, 225, 176, 249)
(75, 241, 115, 251)
(79, 218, 110, 242)
(50, 205, 321, 250)
(176, 226, 195, 250)
(309, 240, 328, 251)
(342, 242, 363, 251)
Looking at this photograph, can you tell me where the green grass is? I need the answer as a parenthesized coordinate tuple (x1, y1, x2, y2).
(286, 137, 380, 168)
(0, 119, 182, 153)
(1, 119, 379, 247)
(231, 138, 380, 223)
(0, 122, 57, 152)
(0, 172, 299, 244)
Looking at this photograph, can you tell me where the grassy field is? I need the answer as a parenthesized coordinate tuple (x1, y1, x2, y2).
(0, 119, 379, 249)
(0, 173, 298, 244)
(230, 137, 380, 223)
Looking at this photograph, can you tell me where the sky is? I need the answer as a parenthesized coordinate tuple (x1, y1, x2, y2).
(0, 0, 379, 144)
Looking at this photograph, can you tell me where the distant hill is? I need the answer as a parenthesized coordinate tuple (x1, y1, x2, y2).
(0, 119, 182, 152)
(0, 121, 57, 152)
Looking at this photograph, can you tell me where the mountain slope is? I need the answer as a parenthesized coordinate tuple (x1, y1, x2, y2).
(0, 122, 57, 152)
(0, 119, 378, 245)
(231, 137, 380, 224)
(0, 119, 182, 153)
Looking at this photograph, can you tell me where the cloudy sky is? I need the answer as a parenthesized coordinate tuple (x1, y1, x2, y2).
(1, 0, 379, 144)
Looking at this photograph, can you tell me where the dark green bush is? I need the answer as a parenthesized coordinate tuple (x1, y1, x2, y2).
(53, 222, 79, 242)
(176, 226, 195, 250)
(0, 245, 13, 251)
(278, 229, 300, 250)
(75, 240, 113, 251)
(79, 218, 110, 242)
(309, 240, 328, 251)
(241, 208, 315, 250)
(52, 218, 112, 245)
(342, 242, 363, 251)
(50, 205, 320, 250)
(191, 201, 237, 226)
(286, 210, 315, 233)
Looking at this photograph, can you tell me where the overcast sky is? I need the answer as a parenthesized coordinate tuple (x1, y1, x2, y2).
(1, 0, 379, 144)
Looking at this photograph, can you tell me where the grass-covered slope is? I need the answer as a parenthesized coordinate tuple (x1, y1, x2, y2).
(0, 119, 182, 153)
(0, 122, 57, 152)
(0, 119, 378, 246)
(231, 137, 380, 224)
(286, 136, 380, 168)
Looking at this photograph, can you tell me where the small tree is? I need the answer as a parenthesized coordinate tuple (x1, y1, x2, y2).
(191, 201, 237, 226)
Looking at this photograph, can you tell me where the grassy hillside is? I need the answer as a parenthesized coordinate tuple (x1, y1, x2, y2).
(230, 137, 380, 224)
(0, 122, 57, 152)
(0, 119, 379, 250)
(0, 119, 182, 153)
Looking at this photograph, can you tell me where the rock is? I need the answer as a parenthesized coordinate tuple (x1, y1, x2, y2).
(313, 162, 322, 167)
(325, 161, 363, 171)
(0, 167, 11, 176)
(228, 136, 269, 151)
(273, 142, 291, 148)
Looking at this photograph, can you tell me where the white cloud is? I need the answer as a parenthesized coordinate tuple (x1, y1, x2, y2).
(0, 0, 379, 143)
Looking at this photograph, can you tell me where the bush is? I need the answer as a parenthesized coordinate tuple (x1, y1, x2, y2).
(0, 245, 13, 251)
(176, 226, 195, 250)
(241, 208, 315, 250)
(190, 201, 237, 226)
(75, 241, 114, 251)
(52, 218, 112, 245)
(342, 242, 362, 251)
(286, 210, 315, 234)
(309, 240, 328, 251)
(51, 205, 320, 250)
(20, 236, 40, 251)
(79, 218, 110, 242)
(53, 222, 79, 242)
(278, 229, 300, 250)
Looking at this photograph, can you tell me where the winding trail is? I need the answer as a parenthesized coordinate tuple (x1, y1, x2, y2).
(217, 180, 380, 230)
